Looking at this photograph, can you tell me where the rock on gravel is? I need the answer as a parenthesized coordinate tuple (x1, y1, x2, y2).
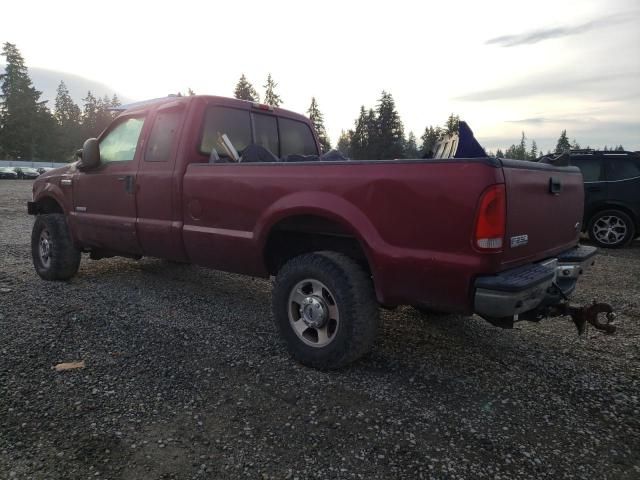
(1, 180, 639, 479)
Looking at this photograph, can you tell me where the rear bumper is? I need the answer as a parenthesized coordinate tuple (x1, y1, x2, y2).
(474, 245, 597, 318)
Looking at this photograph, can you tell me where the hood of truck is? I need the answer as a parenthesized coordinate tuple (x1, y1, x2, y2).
(500, 159, 584, 267)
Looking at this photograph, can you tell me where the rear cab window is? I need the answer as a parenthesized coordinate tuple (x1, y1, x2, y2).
(145, 107, 185, 162)
(199, 105, 318, 162)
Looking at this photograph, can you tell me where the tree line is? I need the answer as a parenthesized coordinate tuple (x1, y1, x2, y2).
(0, 43, 121, 162)
(0, 42, 629, 163)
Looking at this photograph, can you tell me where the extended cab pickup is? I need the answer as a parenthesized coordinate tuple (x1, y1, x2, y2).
(28, 95, 596, 369)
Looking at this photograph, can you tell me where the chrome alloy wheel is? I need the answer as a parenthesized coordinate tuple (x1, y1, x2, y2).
(593, 215, 627, 245)
(39, 229, 52, 268)
(288, 279, 339, 348)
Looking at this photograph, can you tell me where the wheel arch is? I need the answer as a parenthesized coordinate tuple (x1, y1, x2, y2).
(586, 202, 639, 232)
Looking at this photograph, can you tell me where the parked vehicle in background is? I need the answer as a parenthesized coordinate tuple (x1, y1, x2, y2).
(0, 167, 19, 179)
(14, 167, 41, 179)
(37, 167, 55, 175)
(567, 150, 640, 248)
(28, 95, 596, 369)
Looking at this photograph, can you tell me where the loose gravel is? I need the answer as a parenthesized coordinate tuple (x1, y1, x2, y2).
(1, 180, 639, 479)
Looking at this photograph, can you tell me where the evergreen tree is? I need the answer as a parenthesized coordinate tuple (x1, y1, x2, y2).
(350, 106, 370, 160)
(307, 97, 330, 152)
(110, 94, 121, 108)
(336, 130, 352, 158)
(234, 74, 259, 102)
(405, 131, 418, 158)
(529, 139, 538, 160)
(54, 81, 82, 160)
(444, 114, 460, 136)
(375, 91, 404, 159)
(187, 88, 196, 96)
(0, 42, 49, 159)
(81, 91, 100, 139)
(555, 129, 571, 153)
(263, 73, 282, 107)
(495, 148, 505, 158)
(615, 144, 625, 151)
(420, 125, 440, 157)
(505, 132, 528, 160)
(570, 139, 580, 150)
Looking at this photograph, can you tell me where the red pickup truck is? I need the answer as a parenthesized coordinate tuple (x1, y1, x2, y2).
(28, 95, 597, 369)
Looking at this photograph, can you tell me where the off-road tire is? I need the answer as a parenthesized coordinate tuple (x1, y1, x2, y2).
(272, 251, 379, 370)
(31, 213, 81, 280)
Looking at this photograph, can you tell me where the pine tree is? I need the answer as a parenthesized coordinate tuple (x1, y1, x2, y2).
(81, 91, 100, 138)
(263, 73, 282, 107)
(570, 139, 580, 150)
(234, 74, 259, 102)
(420, 126, 440, 157)
(187, 88, 196, 96)
(495, 148, 505, 158)
(0, 42, 49, 159)
(336, 130, 352, 158)
(375, 91, 404, 159)
(405, 132, 418, 158)
(307, 97, 330, 152)
(529, 140, 538, 160)
(110, 94, 121, 108)
(350, 106, 369, 160)
(555, 130, 571, 153)
(444, 114, 460, 136)
(53, 81, 82, 160)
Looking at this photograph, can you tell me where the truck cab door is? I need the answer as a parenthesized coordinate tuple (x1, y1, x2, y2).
(71, 115, 146, 255)
(135, 102, 188, 260)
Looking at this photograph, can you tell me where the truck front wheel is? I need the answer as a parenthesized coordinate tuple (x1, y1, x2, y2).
(31, 214, 81, 280)
(272, 252, 379, 369)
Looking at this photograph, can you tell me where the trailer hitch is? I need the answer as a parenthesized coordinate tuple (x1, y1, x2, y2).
(543, 282, 616, 335)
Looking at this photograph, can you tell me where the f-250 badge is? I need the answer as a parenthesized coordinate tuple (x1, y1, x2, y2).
(510, 234, 529, 248)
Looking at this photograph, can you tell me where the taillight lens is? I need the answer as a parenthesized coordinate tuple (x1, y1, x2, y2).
(474, 184, 506, 251)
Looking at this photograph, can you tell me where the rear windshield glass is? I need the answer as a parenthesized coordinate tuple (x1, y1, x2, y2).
(280, 118, 318, 158)
(253, 113, 279, 157)
(200, 107, 251, 158)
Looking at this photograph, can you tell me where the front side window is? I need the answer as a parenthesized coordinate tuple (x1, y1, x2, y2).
(145, 108, 185, 162)
(253, 113, 279, 156)
(200, 107, 251, 158)
(279, 118, 318, 158)
(99, 117, 145, 164)
(572, 157, 604, 182)
(606, 158, 640, 181)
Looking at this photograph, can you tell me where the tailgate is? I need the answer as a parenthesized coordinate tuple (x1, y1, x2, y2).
(500, 159, 584, 267)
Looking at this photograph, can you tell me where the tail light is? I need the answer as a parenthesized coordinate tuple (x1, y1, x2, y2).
(474, 184, 506, 251)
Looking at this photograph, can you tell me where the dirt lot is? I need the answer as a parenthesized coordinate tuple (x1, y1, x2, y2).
(0, 180, 639, 479)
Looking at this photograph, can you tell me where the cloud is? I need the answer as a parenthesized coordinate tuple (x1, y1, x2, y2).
(455, 71, 640, 102)
(485, 12, 634, 47)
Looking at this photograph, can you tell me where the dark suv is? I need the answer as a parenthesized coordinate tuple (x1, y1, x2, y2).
(568, 150, 640, 248)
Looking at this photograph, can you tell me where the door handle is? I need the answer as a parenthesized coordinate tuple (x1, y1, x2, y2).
(117, 175, 135, 194)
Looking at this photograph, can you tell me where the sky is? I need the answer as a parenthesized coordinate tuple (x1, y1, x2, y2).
(2, 0, 639, 153)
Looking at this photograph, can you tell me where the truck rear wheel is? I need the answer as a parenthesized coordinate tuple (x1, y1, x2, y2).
(272, 251, 379, 369)
(31, 213, 81, 280)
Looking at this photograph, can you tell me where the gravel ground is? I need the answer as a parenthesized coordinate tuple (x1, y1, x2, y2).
(1, 180, 639, 480)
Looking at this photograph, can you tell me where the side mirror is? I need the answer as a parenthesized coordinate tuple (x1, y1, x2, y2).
(79, 138, 100, 169)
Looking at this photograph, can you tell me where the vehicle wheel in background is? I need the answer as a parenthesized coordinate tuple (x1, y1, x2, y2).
(31, 213, 81, 280)
(272, 251, 379, 370)
(587, 209, 635, 248)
